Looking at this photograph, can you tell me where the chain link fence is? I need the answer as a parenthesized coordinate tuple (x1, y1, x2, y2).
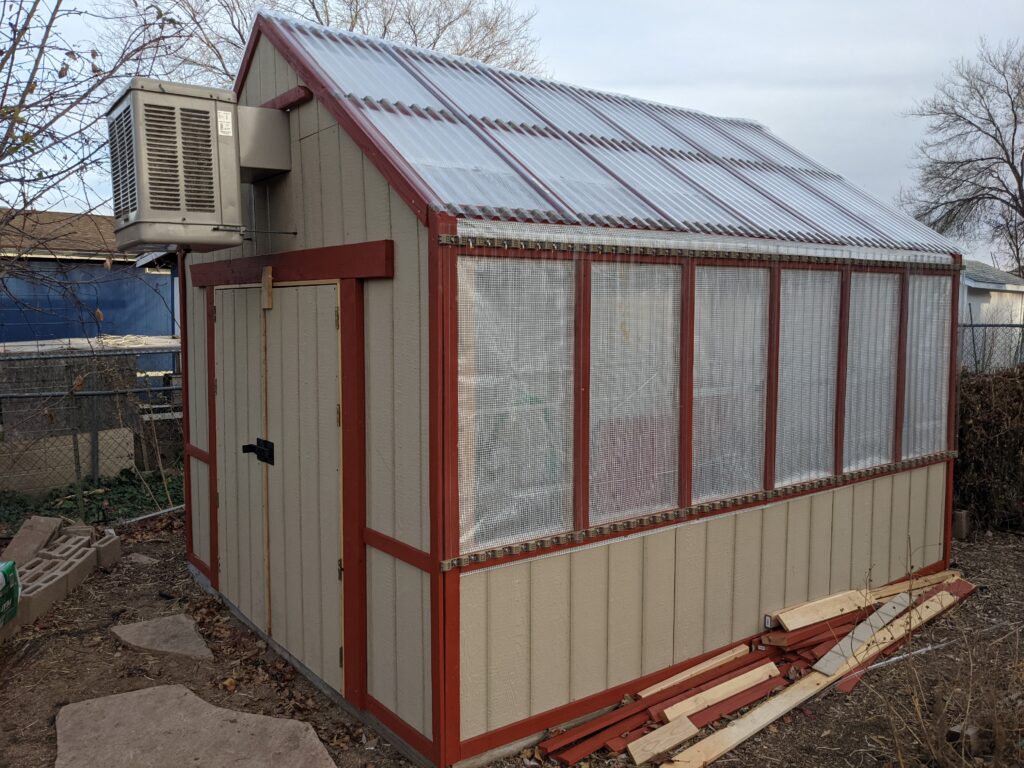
(959, 323, 1024, 373)
(0, 337, 183, 532)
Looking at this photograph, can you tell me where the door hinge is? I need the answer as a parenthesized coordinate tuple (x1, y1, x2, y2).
(212, 305, 217, 323)
(335, 306, 340, 329)
(339, 646, 344, 667)
(213, 378, 217, 396)
(337, 558, 344, 580)
(214, 490, 219, 509)
(336, 403, 341, 427)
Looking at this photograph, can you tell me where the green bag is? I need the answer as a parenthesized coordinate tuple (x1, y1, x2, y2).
(0, 561, 19, 627)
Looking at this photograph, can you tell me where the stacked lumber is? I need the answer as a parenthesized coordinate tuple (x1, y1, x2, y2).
(538, 570, 973, 767)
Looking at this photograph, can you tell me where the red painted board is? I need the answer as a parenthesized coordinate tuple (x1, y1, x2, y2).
(689, 677, 789, 729)
(552, 713, 650, 766)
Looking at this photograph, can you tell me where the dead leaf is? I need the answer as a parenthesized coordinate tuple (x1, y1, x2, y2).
(221, 677, 237, 692)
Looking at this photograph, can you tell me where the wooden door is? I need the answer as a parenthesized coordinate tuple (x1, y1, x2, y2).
(213, 281, 343, 691)
(214, 286, 266, 629)
(265, 283, 344, 691)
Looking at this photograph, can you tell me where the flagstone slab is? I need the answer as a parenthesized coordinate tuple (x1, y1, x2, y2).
(111, 613, 212, 660)
(55, 685, 335, 768)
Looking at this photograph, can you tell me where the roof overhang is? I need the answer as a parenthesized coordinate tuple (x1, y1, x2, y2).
(963, 276, 1024, 293)
(454, 220, 958, 266)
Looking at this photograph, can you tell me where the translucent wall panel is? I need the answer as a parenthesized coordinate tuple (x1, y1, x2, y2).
(589, 264, 680, 524)
(903, 275, 952, 458)
(775, 270, 840, 486)
(457, 257, 574, 551)
(844, 273, 900, 470)
(692, 267, 769, 502)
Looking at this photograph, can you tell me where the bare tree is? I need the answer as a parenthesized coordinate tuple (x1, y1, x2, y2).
(1, 0, 177, 327)
(114, 0, 543, 89)
(904, 39, 1024, 270)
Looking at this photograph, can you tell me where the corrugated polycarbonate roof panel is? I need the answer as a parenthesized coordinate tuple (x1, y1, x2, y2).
(259, 13, 960, 258)
(361, 107, 558, 217)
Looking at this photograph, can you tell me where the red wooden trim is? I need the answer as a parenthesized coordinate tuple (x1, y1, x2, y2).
(430, 212, 461, 766)
(763, 264, 781, 490)
(834, 266, 851, 474)
(190, 241, 394, 287)
(185, 444, 211, 464)
(259, 85, 313, 111)
(679, 262, 695, 508)
(573, 258, 592, 531)
(238, 18, 438, 224)
(178, 249, 194, 562)
(340, 278, 368, 708)
(366, 695, 436, 762)
(186, 551, 212, 579)
(893, 268, 910, 461)
(205, 288, 220, 589)
(453, 453, 954, 574)
(443, 227, 462, 765)
(947, 272, 959, 453)
(365, 528, 433, 572)
(944, 273, 959, 567)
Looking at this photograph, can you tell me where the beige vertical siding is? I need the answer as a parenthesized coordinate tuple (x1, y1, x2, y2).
(367, 548, 432, 736)
(265, 284, 343, 691)
(214, 287, 266, 630)
(188, 457, 210, 564)
(184, 37, 433, 729)
(459, 468, 947, 738)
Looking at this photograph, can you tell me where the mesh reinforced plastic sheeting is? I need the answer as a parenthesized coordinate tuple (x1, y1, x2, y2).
(589, 263, 681, 524)
(775, 269, 840, 486)
(844, 273, 900, 470)
(692, 266, 769, 502)
(903, 275, 952, 458)
(457, 256, 575, 552)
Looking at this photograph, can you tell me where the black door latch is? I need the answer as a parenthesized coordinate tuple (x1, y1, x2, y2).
(241, 437, 274, 465)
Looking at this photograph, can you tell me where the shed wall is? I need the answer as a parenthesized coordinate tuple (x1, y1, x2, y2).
(183, 37, 432, 734)
(458, 463, 946, 739)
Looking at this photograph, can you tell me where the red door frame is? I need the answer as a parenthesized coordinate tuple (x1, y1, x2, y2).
(184, 241, 393, 723)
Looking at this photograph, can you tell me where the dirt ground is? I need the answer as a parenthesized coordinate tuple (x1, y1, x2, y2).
(1, 514, 1021, 768)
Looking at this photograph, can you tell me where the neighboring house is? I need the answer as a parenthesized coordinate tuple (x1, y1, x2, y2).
(960, 259, 1024, 370)
(0, 210, 176, 344)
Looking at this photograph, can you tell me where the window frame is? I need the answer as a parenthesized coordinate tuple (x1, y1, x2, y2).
(447, 248, 959, 559)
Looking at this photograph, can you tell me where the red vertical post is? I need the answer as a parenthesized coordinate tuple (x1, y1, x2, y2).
(944, 265, 960, 565)
(178, 249, 193, 560)
(763, 265, 782, 491)
(205, 287, 219, 589)
(893, 268, 910, 462)
(678, 261, 696, 508)
(340, 278, 367, 709)
(573, 257, 592, 532)
(834, 266, 851, 475)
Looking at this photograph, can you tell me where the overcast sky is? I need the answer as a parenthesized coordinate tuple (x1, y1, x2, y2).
(530, 0, 1024, 258)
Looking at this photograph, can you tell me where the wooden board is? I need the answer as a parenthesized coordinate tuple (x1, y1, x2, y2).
(812, 593, 911, 676)
(774, 590, 865, 631)
(870, 570, 959, 601)
(663, 662, 780, 722)
(668, 591, 960, 767)
(637, 645, 750, 699)
(627, 715, 698, 765)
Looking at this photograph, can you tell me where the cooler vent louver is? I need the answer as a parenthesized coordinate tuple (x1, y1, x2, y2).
(108, 107, 138, 219)
(180, 108, 216, 213)
(144, 103, 182, 211)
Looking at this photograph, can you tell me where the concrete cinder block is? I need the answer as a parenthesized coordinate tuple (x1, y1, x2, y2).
(20, 570, 67, 623)
(63, 547, 98, 592)
(19, 557, 61, 587)
(63, 525, 96, 542)
(95, 530, 121, 569)
(38, 535, 90, 561)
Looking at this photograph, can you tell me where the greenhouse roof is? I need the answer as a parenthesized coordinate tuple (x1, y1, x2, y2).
(242, 14, 960, 258)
